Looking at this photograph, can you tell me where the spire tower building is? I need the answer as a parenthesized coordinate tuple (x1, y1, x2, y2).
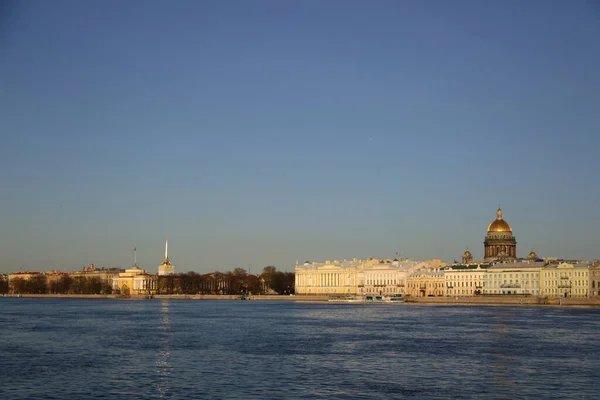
(158, 238, 175, 276)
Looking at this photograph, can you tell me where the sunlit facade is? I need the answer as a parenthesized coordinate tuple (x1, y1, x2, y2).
(112, 265, 157, 295)
(294, 258, 368, 295)
(445, 265, 488, 296)
(541, 262, 589, 298)
(294, 258, 440, 296)
(483, 261, 544, 295)
(406, 270, 445, 297)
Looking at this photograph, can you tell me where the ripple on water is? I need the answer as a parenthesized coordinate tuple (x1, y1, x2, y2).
(1, 300, 600, 399)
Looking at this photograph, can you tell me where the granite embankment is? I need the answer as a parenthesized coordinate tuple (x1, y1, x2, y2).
(7, 294, 329, 301)
(6, 294, 600, 306)
(406, 295, 600, 306)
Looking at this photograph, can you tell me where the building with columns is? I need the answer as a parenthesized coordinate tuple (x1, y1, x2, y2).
(359, 260, 427, 296)
(294, 258, 365, 295)
(484, 207, 517, 260)
(294, 258, 441, 296)
(112, 248, 157, 295)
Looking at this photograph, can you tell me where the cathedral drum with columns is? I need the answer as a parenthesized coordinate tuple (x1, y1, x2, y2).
(484, 207, 517, 260)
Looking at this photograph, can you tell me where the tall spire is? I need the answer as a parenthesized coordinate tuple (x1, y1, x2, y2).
(163, 238, 170, 264)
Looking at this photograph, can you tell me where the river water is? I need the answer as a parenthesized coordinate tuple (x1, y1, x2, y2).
(0, 299, 598, 399)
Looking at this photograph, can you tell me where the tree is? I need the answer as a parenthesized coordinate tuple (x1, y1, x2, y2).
(233, 268, 247, 277)
(158, 275, 177, 294)
(0, 275, 9, 294)
(24, 275, 48, 294)
(261, 266, 277, 290)
(245, 274, 261, 295)
(70, 276, 87, 294)
(11, 277, 26, 294)
(270, 271, 295, 295)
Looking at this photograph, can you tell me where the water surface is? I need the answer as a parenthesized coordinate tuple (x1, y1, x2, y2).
(1, 299, 598, 399)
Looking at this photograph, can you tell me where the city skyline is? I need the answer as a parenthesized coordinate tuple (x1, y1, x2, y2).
(2, 1, 599, 273)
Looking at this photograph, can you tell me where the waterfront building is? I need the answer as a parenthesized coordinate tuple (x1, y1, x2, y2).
(360, 259, 423, 296)
(590, 261, 600, 297)
(406, 268, 445, 297)
(482, 261, 544, 295)
(294, 258, 433, 296)
(294, 258, 365, 295)
(112, 265, 157, 295)
(541, 262, 590, 298)
(70, 264, 123, 283)
(158, 239, 175, 276)
(445, 265, 489, 296)
(112, 248, 157, 295)
(46, 265, 123, 293)
(484, 207, 517, 261)
(7, 271, 44, 293)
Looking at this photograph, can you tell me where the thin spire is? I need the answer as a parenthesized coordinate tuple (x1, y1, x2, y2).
(133, 246, 137, 267)
(163, 237, 170, 265)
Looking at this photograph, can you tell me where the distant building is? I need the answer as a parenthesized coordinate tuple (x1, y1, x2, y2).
(158, 239, 175, 276)
(406, 269, 445, 297)
(484, 207, 517, 261)
(112, 248, 157, 295)
(7, 271, 43, 293)
(112, 264, 157, 295)
(483, 261, 544, 295)
(294, 258, 365, 296)
(445, 264, 489, 296)
(590, 261, 600, 297)
(462, 248, 473, 264)
(541, 262, 589, 298)
(360, 260, 426, 296)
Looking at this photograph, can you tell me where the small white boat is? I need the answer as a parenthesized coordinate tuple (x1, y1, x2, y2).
(328, 295, 365, 303)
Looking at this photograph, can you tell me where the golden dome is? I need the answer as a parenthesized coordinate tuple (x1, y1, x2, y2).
(487, 207, 513, 232)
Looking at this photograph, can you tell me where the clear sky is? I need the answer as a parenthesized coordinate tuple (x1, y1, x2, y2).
(1, 0, 599, 274)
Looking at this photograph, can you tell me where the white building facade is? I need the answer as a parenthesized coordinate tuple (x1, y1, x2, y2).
(541, 262, 589, 298)
(445, 265, 488, 297)
(483, 261, 544, 295)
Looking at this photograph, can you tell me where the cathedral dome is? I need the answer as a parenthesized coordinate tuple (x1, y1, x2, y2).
(487, 207, 512, 233)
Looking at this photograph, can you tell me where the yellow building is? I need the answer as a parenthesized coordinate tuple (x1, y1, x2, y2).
(590, 261, 600, 297)
(8, 271, 44, 293)
(295, 258, 444, 296)
(112, 264, 157, 296)
(541, 262, 589, 298)
(406, 269, 445, 297)
(294, 259, 365, 295)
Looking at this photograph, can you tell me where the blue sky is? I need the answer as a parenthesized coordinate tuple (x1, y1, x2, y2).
(1, 0, 599, 273)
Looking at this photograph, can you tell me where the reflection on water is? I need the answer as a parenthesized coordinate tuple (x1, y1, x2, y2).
(155, 301, 172, 397)
(0, 299, 599, 399)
